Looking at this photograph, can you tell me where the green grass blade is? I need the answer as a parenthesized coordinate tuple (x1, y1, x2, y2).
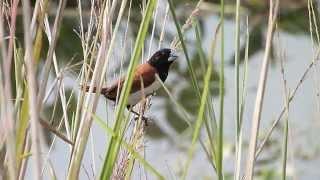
(99, 0, 157, 178)
(217, 0, 225, 179)
(156, 75, 192, 126)
(167, 0, 200, 99)
(182, 45, 212, 179)
(193, 19, 218, 170)
(122, 143, 164, 180)
(16, 10, 45, 172)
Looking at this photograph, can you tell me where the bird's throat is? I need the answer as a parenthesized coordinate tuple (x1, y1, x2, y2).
(158, 66, 169, 82)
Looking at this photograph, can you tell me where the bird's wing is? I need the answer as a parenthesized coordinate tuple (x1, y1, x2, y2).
(105, 63, 157, 100)
(131, 63, 157, 92)
(103, 78, 124, 101)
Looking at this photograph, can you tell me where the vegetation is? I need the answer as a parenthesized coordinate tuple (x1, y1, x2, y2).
(0, 0, 319, 179)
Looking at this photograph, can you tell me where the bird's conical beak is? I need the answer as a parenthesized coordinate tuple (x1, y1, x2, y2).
(168, 51, 178, 62)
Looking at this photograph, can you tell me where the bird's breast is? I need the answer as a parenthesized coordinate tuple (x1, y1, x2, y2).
(127, 79, 161, 106)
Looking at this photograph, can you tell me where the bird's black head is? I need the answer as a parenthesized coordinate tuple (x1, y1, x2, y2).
(147, 48, 178, 81)
(148, 48, 178, 68)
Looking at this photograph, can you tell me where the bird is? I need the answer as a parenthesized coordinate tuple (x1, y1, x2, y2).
(82, 48, 178, 120)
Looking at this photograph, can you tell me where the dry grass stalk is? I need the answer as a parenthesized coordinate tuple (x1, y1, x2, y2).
(0, 3, 17, 179)
(112, 78, 150, 179)
(255, 50, 320, 159)
(68, 0, 124, 178)
(170, 1, 202, 49)
(112, 150, 130, 180)
(245, 0, 279, 179)
(114, 101, 149, 178)
(21, 0, 42, 178)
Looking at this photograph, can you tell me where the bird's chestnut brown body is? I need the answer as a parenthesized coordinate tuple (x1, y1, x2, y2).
(83, 48, 177, 106)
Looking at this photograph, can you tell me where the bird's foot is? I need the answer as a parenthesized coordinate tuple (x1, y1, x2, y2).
(130, 110, 149, 126)
(133, 116, 149, 126)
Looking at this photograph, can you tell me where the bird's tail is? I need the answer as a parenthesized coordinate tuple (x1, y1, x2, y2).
(81, 84, 109, 95)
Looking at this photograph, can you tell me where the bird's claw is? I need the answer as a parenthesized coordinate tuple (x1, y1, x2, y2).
(134, 116, 149, 126)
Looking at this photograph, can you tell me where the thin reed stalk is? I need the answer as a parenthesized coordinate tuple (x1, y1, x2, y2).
(37, 0, 67, 113)
(41, 0, 73, 143)
(307, 0, 320, 124)
(217, 0, 225, 179)
(235, 16, 250, 180)
(245, 0, 279, 179)
(16, 0, 48, 177)
(0, 4, 17, 179)
(279, 50, 289, 180)
(234, 0, 241, 178)
(21, 0, 42, 178)
(255, 52, 320, 159)
(68, 0, 124, 178)
(72, 0, 104, 143)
